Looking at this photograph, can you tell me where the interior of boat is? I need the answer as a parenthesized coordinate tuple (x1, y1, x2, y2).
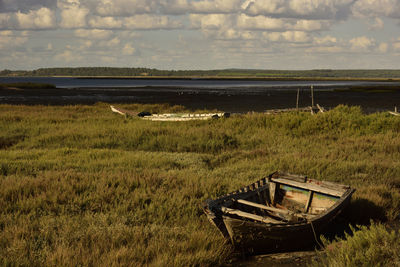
(219, 172, 347, 224)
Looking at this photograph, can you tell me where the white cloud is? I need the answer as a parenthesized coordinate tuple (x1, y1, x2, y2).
(313, 35, 338, 45)
(392, 37, 400, 51)
(378, 42, 388, 52)
(88, 16, 123, 29)
(122, 43, 136, 55)
(107, 37, 121, 47)
(237, 15, 287, 30)
(242, 0, 353, 19)
(352, 0, 400, 18)
(0, 8, 55, 29)
(59, 0, 89, 29)
(79, 40, 93, 50)
(292, 19, 331, 31)
(54, 49, 82, 63)
(16, 7, 56, 29)
(263, 31, 310, 43)
(74, 29, 113, 39)
(349, 36, 375, 51)
(307, 46, 345, 53)
(190, 0, 242, 13)
(0, 31, 28, 49)
(0, 0, 56, 13)
(190, 14, 233, 30)
(237, 15, 329, 31)
(124, 14, 182, 30)
(159, 0, 190, 15)
(368, 17, 384, 30)
(88, 0, 158, 16)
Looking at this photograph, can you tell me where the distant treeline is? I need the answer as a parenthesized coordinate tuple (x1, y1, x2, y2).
(1, 67, 400, 78)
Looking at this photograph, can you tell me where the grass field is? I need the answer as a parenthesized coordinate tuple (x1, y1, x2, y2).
(1, 103, 400, 266)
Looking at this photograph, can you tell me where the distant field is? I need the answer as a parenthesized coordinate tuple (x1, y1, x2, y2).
(2, 67, 400, 80)
(1, 103, 399, 266)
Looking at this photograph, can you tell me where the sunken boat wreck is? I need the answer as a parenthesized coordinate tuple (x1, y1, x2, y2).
(203, 171, 355, 254)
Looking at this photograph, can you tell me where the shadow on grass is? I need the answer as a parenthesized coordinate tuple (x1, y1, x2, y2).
(322, 198, 386, 243)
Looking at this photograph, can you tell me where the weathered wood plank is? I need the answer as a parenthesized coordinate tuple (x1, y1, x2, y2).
(221, 207, 282, 224)
(277, 173, 307, 183)
(271, 177, 344, 197)
(269, 182, 277, 205)
(304, 191, 313, 213)
(316, 104, 326, 113)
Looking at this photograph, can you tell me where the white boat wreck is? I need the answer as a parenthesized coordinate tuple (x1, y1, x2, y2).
(110, 105, 230, 121)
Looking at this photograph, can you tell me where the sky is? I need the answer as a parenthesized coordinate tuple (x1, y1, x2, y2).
(1, 0, 400, 70)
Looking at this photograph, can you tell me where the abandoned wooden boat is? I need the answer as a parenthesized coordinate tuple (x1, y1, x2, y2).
(110, 105, 229, 121)
(203, 171, 355, 254)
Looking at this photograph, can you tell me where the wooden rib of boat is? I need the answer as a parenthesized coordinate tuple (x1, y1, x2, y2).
(110, 105, 229, 121)
(203, 171, 355, 254)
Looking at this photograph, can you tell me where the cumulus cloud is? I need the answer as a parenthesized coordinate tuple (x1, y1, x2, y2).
(349, 36, 376, 51)
(313, 35, 338, 45)
(368, 17, 384, 30)
(54, 49, 82, 63)
(237, 14, 287, 30)
(263, 31, 310, 42)
(190, 0, 242, 13)
(124, 14, 183, 29)
(0, 30, 28, 48)
(59, 1, 89, 28)
(85, 0, 158, 16)
(74, 29, 113, 39)
(237, 14, 330, 31)
(378, 42, 388, 52)
(242, 0, 353, 20)
(190, 14, 233, 29)
(0, 0, 55, 13)
(122, 43, 136, 55)
(88, 16, 123, 29)
(16, 7, 55, 29)
(352, 0, 400, 18)
(0, 7, 55, 29)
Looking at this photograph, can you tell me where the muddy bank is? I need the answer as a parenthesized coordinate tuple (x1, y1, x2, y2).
(1, 85, 400, 113)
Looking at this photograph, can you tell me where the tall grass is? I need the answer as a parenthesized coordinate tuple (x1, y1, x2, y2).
(1, 103, 399, 266)
(311, 223, 400, 266)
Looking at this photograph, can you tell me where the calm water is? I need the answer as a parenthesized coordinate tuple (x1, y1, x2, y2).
(1, 76, 398, 89)
(1, 77, 400, 113)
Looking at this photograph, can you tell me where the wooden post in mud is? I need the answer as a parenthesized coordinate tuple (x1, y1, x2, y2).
(311, 85, 314, 107)
(396, 106, 398, 113)
(296, 88, 300, 110)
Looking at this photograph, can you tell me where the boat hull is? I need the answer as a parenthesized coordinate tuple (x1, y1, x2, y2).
(222, 191, 352, 254)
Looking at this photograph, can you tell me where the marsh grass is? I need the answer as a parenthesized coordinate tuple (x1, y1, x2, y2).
(311, 223, 400, 267)
(1, 103, 400, 266)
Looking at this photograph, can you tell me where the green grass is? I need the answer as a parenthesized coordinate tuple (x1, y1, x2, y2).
(1, 103, 400, 266)
(311, 223, 400, 267)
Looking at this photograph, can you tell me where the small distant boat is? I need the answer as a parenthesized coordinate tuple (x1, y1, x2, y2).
(110, 105, 230, 121)
(203, 171, 355, 254)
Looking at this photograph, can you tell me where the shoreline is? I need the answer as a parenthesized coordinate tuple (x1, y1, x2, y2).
(1, 84, 400, 113)
(2, 75, 400, 82)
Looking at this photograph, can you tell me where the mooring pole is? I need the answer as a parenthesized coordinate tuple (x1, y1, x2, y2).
(311, 85, 314, 107)
(395, 106, 398, 113)
(296, 88, 300, 110)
